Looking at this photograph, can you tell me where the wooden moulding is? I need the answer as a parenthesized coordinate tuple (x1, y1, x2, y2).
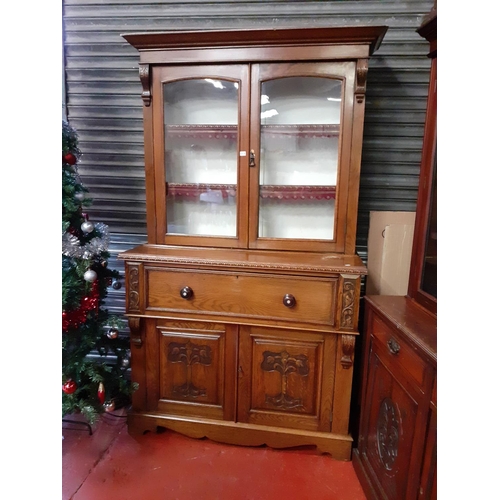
(118, 244, 367, 278)
(127, 412, 354, 461)
(122, 26, 387, 54)
(123, 26, 388, 66)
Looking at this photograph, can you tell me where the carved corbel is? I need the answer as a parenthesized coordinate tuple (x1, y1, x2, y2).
(128, 317, 143, 349)
(340, 334, 356, 369)
(139, 64, 151, 107)
(355, 59, 368, 104)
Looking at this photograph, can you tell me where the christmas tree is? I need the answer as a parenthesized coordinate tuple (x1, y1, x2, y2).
(62, 120, 132, 424)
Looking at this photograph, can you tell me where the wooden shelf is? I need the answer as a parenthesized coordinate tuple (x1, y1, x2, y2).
(262, 124, 340, 138)
(165, 124, 340, 139)
(260, 185, 336, 200)
(167, 183, 336, 201)
(166, 125, 237, 139)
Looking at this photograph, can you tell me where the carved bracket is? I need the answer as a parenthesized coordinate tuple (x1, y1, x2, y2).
(139, 64, 151, 107)
(128, 317, 142, 349)
(340, 334, 356, 369)
(355, 59, 368, 104)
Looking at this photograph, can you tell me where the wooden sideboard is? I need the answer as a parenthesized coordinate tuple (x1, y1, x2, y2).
(353, 296, 436, 498)
(353, 5, 437, 498)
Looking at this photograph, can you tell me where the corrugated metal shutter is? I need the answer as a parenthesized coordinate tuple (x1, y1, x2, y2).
(63, 0, 434, 316)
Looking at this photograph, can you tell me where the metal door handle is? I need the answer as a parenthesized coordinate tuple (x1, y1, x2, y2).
(249, 149, 255, 167)
(387, 338, 400, 355)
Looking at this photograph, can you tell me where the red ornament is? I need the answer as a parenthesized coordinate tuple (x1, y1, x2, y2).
(63, 152, 77, 165)
(62, 379, 77, 394)
(97, 382, 105, 404)
(62, 281, 100, 332)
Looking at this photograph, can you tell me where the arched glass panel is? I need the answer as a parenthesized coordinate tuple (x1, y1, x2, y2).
(258, 77, 342, 240)
(164, 79, 239, 237)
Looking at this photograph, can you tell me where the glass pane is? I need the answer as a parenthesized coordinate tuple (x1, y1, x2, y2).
(164, 79, 239, 237)
(258, 77, 342, 240)
(421, 153, 437, 298)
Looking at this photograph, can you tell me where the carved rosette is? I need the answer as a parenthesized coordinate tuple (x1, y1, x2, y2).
(355, 59, 368, 103)
(376, 397, 400, 470)
(167, 341, 212, 399)
(261, 350, 309, 410)
(139, 64, 151, 107)
(340, 334, 356, 369)
(127, 265, 140, 312)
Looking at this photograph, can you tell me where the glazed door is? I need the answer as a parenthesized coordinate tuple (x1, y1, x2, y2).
(152, 65, 250, 248)
(248, 62, 356, 253)
(237, 326, 335, 432)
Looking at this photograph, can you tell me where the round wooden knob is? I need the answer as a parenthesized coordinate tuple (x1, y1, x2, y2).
(283, 294, 296, 308)
(180, 286, 193, 299)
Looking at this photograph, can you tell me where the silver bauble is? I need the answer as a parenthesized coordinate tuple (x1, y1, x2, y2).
(107, 328, 119, 340)
(81, 221, 95, 233)
(83, 269, 98, 282)
(75, 192, 85, 201)
(121, 357, 130, 368)
(103, 400, 115, 412)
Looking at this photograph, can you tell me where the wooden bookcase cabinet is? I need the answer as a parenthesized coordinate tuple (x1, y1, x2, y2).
(119, 26, 387, 460)
(352, 7, 437, 497)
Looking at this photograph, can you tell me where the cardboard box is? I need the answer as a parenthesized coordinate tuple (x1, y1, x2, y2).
(366, 211, 416, 296)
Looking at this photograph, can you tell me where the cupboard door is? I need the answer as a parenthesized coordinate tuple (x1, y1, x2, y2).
(237, 326, 335, 432)
(148, 319, 237, 421)
(152, 65, 250, 248)
(359, 339, 427, 500)
(248, 62, 356, 253)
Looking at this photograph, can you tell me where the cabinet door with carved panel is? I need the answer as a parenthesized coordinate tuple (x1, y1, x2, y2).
(360, 339, 428, 500)
(237, 326, 336, 432)
(145, 319, 237, 421)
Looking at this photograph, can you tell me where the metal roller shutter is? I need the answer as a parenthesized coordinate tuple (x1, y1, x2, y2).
(63, 0, 434, 315)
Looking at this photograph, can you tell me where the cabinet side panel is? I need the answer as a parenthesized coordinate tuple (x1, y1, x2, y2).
(331, 333, 356, 435)
(128, 317, 147, 411)
(142, 71, 158, 244)
(145, 319, 160, 410)
(345, 59, 368, 254)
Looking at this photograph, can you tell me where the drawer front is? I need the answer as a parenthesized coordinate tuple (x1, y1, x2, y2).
(145, 268, 337, 326)
(371, 314, 427, 389)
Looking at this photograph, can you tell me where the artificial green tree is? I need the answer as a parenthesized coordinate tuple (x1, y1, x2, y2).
(62, 120, 132, 424)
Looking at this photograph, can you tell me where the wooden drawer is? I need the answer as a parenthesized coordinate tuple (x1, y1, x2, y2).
(371, 313, 427, 389)
(145, 267, 337, 326)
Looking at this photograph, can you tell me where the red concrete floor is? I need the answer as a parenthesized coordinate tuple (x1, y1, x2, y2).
(62, 410, 367, 500)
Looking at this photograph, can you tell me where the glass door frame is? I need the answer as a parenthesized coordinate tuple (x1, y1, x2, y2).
(247, 62, 357, 253)
(151, 64, 251, 248)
